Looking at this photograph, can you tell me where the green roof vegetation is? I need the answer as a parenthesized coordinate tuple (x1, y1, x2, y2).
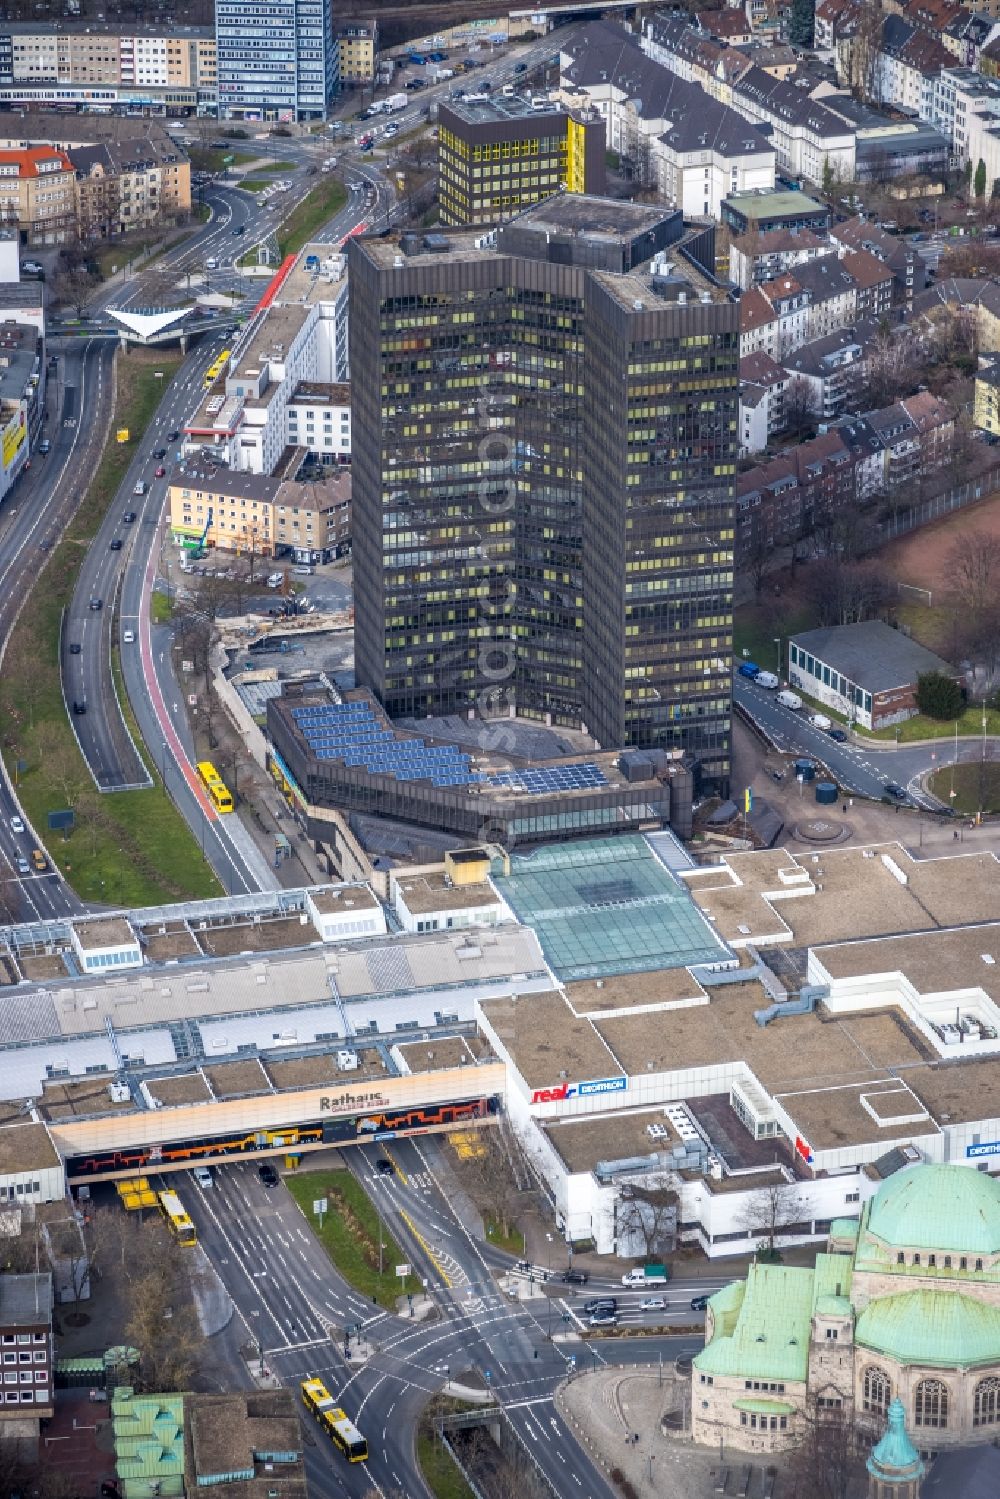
(865, 1165, 1000, 1256)
(694, 1263, 814, 1384)
(856, 1289, 1000, 1368)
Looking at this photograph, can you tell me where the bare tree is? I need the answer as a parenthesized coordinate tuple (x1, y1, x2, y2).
(784, 375, 816, 439)
(737, 1179, 808, 1257)
(453, 1129, 524, 1245)
(616, 1185, 677, 1260)
(124, 1239, 206, 1392)
(788, 1403, 867, 1499)
(848, 0, 883, 105)
(945, 530, 1000, 617)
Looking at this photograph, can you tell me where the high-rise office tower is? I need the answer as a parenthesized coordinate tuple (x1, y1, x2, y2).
(216, 0, 335, 122)
(348, 197, 737, 786)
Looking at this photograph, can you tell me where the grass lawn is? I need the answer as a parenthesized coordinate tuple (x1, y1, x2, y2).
(867, 705, 1000, 742)
(0, 348, 222, 907)
(733, 597, 821, 676)
(238, 179, 273, 195)
(928, 760, 1000, 814)
(483, 1218, 524, 1256)
(416, 1430, 475, 1499)
(255, 160, 285, 175)
(151, 590, 172, 625)
(278, 176, 348, 257)
(189, 145, 256, 174)
(285, 1169, 422, 1308)
(94, 236, 163, 280)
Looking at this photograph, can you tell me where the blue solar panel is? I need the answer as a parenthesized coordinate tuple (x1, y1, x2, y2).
(486, 762, 608, 796)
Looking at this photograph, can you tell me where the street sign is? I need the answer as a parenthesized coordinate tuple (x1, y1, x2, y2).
(313, 1198, 327, 1215)
(395, 1263, 411, 1278)
(116, 428, 130, 443)
(223, 154, 235, 163)
(48, 810, 74, 832)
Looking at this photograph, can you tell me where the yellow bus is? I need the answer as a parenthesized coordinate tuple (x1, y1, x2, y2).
(196, 760, 234, 813)
(300, 1378, 368, 1462)
(202, 348, 231, 388)
(157, 1189, 197, 1246)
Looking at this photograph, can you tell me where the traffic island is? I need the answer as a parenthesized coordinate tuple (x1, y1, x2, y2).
(284, 1167, 423, 1309)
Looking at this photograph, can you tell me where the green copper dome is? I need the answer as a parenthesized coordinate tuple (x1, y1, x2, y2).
(856, 1289, 1000, 1367)
(866, 1165, 1000, 1255)
(867, 1398, 924, 1485)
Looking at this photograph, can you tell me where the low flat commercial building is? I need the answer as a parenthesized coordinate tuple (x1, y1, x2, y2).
(186, 1390, 306, 1499)
(787, 620, 958, 730)
(721, 188, 832, 236)
(0, 22, 216, 115)
(286, 380, 351, 463)
(437, 96, 605, 226)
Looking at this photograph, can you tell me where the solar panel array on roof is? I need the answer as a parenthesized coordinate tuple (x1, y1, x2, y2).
(291, 703, 610, 795)
(488, 764, 608, 794)
(292, 702, 484, 786)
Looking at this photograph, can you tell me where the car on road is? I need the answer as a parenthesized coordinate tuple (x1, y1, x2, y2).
(21, 260, 43, 276)
(234, 225, 246, 235)
(588, 1311, 617, 1328)
(110, 538, 123, 551)
(133, 480, 147, 496)
(16, 857, 30, 875)
(38, 439, 50, 455)
(69, 642, 81, 654)
(561, 1269, 589, 1285)
(122, 511, 136, 524)
(826, 726, 847, 742)
(884, 781, 908, 801)
(737, 660, 760, 679)
(639, 1297, 666, 1311)
(258, 1162, 279, 1187)
(152, 449, 167, 460)
(72, 700, 87, 715)
(690, 1295, 710, 1312)
(808, 712, 832, 730)
(193, 1166, 213, 1189)
(514, 61, 528, 72)
(167, 430, 180, 442)
(155, 465, 166, 477)
(32, 849, 47, 871)
(123, 629, 135, 644)
(89, 597, 102, 611)
(584, 1297, 617, 1314)
(9, 816, 23, 835)
(375, 1157, 394, 1175)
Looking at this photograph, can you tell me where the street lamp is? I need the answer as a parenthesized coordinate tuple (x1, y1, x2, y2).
(773, 636, 782, 679)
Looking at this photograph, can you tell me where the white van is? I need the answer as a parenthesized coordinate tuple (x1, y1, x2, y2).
(206, 256, 218, 270)
(755, 670, 779, 689)
(777, 689, 803, 711)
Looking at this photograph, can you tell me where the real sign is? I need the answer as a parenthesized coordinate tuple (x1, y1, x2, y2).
(967, 1140, 1000, 1159)
(794, 1135, 814, 1165)
(531, 1076, 627, 1105)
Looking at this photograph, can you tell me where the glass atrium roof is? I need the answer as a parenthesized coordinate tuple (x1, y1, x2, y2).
(493, 835, 729, 981)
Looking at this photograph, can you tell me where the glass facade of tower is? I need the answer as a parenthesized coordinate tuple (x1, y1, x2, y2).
(349, 202, 737, 787)
(216, 0, 333, 121)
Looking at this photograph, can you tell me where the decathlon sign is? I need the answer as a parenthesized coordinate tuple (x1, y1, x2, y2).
(531, 1077, 627, 1105)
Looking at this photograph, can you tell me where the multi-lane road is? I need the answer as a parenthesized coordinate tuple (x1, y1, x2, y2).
(172, 1134, 727, 1499)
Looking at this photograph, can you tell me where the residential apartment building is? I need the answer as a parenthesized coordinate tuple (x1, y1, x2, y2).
(349, 196, 738, 784)
(0, 23, 216, 114)
(558, 22, 774, 218)
(739, 350, 787, 455)
(168, 466, 351, 563)
(437, 97, 605, 227)
(0, 1273, 53, 1441)
(729, 227, 830, 290)
(0, 145, 74, 245)
(216, 0, 336, 121)
(975, 356, 1000, 435)
(828, 216, 926, 305)
(0, 116, 191, 240)
(781, 327, 867, 419)
(337, 22, 377, 83)
(739, 254, 866, 358)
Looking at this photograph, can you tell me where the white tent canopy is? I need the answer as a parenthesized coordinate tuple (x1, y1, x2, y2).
(106, 306, 192, 339)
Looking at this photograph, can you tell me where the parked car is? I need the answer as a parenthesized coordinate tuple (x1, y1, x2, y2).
(737, 660, 760, 679)
(258, 1162, 279, 1187)
(561, 1269, 589, 1285)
